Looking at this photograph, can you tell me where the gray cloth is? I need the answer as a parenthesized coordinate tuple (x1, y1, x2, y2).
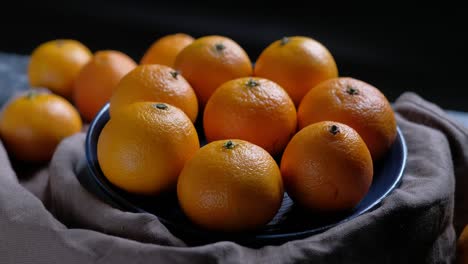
(0, 92, 467, 263)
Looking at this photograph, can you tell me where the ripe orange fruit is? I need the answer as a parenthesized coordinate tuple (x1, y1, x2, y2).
(0, 91, 82, 162)
(204, 77, 296, 156)
(140, 33, 195, 67)
(109, 64, 198, 123)
(97, 102, 199, 195)
(28, 39, 92, 98)
(178, 139, 283, 232)
(458, 224, 468, 264)
(280, 121, 373, 211)
(254, 36, 338, 106)
(297, 77, 397, 160)
(174, 35, 253, 105)
(73, 50, 137, 122)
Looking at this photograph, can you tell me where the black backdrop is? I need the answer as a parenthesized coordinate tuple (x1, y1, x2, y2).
(2, 1, 466, 110)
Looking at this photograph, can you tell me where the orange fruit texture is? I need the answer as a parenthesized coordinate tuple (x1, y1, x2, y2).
(298, 77, 397, 160)
(28, 39, 92, 99)
(0, 91, 82, 162)
(174, 35, 253, 106)
(458, 224, 468, 264)
(254, 36, 338, 106)
(140, 33, 195, 67)
(73, 50, 137, 122)
(203, 77, 296, 156)
(177, 139, 283, 232)
(281, 121, 373, 211)
(97, 102, 199, 195)
(109, 64, 198, 123)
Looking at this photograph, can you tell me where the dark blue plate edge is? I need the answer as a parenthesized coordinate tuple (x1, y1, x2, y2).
(85, 103, 408, 243)
(85, 104, 146, 214)
(255, 127, 408, 240)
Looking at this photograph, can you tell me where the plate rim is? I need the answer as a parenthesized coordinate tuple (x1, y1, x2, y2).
(85, 103, 407, 242)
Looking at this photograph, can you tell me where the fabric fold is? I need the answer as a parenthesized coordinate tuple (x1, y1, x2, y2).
(1, 92, 466, 263)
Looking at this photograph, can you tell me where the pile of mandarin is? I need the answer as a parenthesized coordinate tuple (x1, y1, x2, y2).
(0, 34, 396, 232)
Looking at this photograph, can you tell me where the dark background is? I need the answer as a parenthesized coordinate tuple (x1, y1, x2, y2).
(2, 1, 466, 110)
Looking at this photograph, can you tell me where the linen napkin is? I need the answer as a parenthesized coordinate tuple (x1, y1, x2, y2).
(1, 92, 467, 263)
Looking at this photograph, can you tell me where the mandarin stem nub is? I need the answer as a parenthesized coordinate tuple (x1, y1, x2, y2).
(246, 78, 260, 88)
(25, 90, 39, 99)
(329, 125, 340, 135)
(170, 70, 180, 79)
(215, 43, 226, 52)
(155, 103, 168, 110)
(223, 140, 236, 149)
(346, 86, 359, 95)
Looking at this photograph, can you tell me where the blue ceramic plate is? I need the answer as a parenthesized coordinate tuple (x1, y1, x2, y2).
(85, 103, 407, 247)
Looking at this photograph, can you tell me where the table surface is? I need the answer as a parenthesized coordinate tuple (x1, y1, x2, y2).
(1, 52, 467, 127)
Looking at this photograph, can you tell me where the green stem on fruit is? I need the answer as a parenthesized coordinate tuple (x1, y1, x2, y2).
(280, 37, 290, 46)
(246, 78, 260, 88)
(223, 140, 236, 149)
(154, 103, 168, 110)
(329, 125, 340, 135)
(346, 86, 359, 95)
(170, 70, 180, 79)
(25, 90, 39, 99)
(215, 43, 226, 52)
